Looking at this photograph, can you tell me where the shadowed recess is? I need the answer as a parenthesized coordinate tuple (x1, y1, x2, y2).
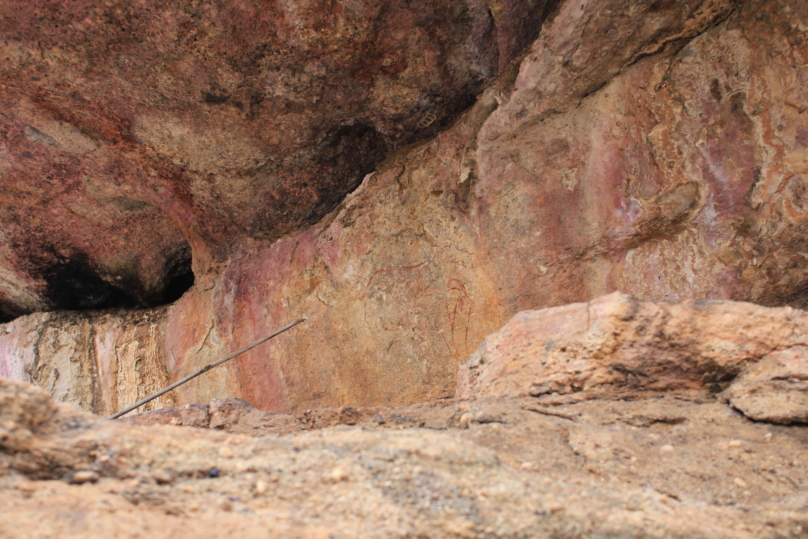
(0, 243, 196, 324)
(41, 253, 138, 311)
(161, 251, 195, 304)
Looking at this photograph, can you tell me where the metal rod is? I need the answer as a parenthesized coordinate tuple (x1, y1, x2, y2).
(108, 318, 307, 420)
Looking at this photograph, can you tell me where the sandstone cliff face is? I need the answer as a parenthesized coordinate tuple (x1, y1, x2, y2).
(4, 0, 808, 415)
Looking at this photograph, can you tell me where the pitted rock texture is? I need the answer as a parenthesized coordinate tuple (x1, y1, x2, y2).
(2, 377, 807, 538)
(456, 291, 808, 425)
(7, 0, 808, 415)
(0, 0, 556, 321)
(120, 397, 467, 434)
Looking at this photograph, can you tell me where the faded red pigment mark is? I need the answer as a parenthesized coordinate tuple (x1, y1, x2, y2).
(362, 244, 476, 360)
(363, 258, 433, 333)
(440, 278, 474, 360)
(361, 247, 448, 317)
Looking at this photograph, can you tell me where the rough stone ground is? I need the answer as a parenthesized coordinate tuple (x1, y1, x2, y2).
(2, 361, 807, 537)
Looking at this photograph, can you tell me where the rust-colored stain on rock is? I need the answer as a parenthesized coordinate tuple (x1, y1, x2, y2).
(0, 0, 555, 320)
(4, 0, 808, 417)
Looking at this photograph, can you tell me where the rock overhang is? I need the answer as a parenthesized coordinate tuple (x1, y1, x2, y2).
(0, 0, 558, 321)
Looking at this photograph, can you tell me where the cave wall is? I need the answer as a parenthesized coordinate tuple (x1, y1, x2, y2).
(0, 0, 555, 321)
(5, 0, 808, 415)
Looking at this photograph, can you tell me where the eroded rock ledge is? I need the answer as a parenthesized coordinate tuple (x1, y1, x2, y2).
(2, 371, 807, 537)
(459, 292, 808, 425)
(0, 0, 557, 320)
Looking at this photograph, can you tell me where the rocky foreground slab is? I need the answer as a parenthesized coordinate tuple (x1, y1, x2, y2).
(459, 292, 808, 425)
(2, 294, 807, 538)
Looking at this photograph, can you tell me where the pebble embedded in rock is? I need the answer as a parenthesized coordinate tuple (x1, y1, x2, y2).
(328, 466, 349, 483)
(71, 471, 99, 484)
(152, 469, 173, 485)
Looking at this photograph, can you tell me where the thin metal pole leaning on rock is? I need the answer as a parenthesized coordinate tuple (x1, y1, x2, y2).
(107, 318, 307, 420)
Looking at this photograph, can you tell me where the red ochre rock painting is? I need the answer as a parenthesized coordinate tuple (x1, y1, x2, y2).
(8, 0, 808, 416)
(363, 246, 475, 362)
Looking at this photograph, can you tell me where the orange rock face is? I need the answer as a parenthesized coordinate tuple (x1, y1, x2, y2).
(456, 291, 808, 424)
(5, 0, 808, 415)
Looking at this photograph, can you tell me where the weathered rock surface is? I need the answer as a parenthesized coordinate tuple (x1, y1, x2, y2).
(6, 0, 808, 416)
(0, 0, 556, 320)
(458, 292, 808, 426)
(0, 308, 175, 415)
(4, 1, 808, 534)
(121, 396, 465, 434)
(2, 377, 807, 538)
(723, 346, 808, 425)
(122, 397, 306, 436)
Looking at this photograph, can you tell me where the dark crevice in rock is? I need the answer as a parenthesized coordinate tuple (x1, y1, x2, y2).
(41, 253, 138, 312)
(0, 241, 196, 324)
(161, 251, 195, 305)
(0, 295, 38, 325)
(761, 280, 808, 311)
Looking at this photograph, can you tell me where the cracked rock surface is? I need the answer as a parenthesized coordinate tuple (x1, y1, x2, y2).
(2, 376, 807, 538)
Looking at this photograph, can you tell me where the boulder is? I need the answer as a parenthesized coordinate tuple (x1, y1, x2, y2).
(723, 346, 808, 424)
(457, 291, 808, 426)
